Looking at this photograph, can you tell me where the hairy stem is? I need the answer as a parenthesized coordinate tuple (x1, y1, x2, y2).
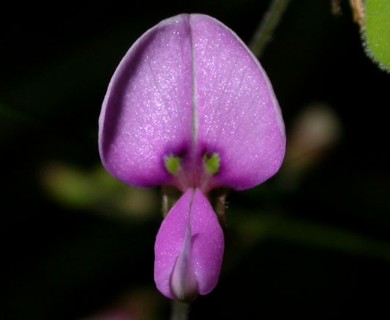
(249, 0, 291, 58)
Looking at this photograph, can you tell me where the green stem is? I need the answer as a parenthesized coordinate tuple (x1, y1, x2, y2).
(171, 301, 190, 320)
(249, 0, 291, 58)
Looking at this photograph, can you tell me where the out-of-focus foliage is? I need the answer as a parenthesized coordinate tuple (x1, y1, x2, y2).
(1, 1, 389, 319)
(364, 0, 390, 71)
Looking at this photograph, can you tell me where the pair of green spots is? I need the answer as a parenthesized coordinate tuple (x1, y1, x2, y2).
(165, 153, 221, 176)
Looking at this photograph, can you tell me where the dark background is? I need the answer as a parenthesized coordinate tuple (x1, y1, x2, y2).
(1, 0, 389, 319)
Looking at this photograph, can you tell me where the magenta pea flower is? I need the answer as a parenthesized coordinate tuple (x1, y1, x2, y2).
(99, 13, 285, 302)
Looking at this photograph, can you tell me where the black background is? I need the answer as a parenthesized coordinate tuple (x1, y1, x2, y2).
(1, 1, 389, 319)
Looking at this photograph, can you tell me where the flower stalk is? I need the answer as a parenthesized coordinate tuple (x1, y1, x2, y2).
(249, 0, 291, 58)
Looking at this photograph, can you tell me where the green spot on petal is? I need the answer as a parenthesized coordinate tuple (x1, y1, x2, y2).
(204, 153, 220, 175)
(165, 155, 181, 175)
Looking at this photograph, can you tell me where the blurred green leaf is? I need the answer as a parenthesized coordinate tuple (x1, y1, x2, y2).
(40, 163, 159, 220)
(364, 0, 390, 71)
(232, 211, 390, 262)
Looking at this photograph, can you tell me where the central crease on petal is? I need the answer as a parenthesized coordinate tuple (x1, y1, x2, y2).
(190, 19, 199, 150)
(170, 192, 199, 302)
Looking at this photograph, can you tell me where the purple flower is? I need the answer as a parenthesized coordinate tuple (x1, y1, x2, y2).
(99, 13, 285, 301)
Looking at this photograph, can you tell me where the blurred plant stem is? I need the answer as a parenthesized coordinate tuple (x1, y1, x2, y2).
(171, 301, 190, 320)
(249, 0, 291, 58)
